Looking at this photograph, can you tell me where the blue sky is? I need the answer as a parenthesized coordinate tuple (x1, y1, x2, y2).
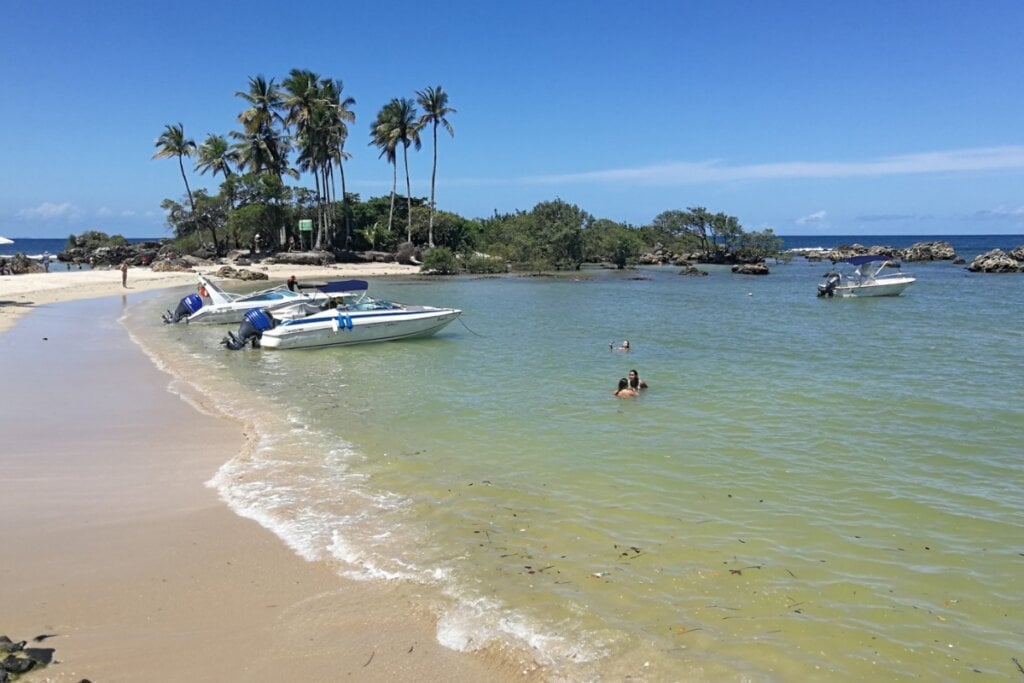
(3, 0, 1024, 238)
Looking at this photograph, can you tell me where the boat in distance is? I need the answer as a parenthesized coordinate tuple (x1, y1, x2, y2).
(222, 279, 461, 350)
(163, 274, 330, 324)
(817, 255, 916, 298)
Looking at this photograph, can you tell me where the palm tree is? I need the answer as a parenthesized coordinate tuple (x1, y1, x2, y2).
(416, 86, 456, 247)
(370, 102, 401, 237)
(373, 98, 421, 243)
(283, 69, 329, 246)
(152, 123, 198, 211)
(321, 78, 356, 246)
(195, 134, 238, 179)
(233, 75, 291, 179)
(236, 75, 284, 138)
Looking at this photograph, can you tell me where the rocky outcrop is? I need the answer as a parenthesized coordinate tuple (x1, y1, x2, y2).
(264, 250, 336, 266)
(967, 248, 1024, 273)
(731, 263, 770, 275)
(150, 257, 196, 272)
(679, 266, 708, 276)
(61, 241, 163, 267)
(3, 253, 44, 274)
(0, 634, 57, 679)
(815, 241, 958, 263)
(901, 240, 957, 261)
(215, 265, 269, 280)
(822, 243, 901, 262)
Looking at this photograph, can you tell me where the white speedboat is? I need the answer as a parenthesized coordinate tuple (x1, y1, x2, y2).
(817, 255, 916, 298)
(163, 274, 330, 324)
(222, 279, 461, 350)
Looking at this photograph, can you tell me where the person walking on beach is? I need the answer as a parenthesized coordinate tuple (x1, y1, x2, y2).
(120, 261, 128, 288)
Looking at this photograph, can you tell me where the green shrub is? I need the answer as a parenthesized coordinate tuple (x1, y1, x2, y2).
(462, 254, 507, 274)
(420, 247, 460, 275)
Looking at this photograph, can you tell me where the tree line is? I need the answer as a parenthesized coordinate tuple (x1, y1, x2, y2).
(153, 69, 781, 272)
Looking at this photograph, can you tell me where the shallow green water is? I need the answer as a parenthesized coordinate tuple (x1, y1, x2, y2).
(127, 260, 1024, 681)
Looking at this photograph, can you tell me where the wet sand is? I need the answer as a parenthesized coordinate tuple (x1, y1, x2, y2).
(0, 295, 533, 681)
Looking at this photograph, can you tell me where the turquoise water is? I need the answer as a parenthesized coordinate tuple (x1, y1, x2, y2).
(125, 257, 1024, 681)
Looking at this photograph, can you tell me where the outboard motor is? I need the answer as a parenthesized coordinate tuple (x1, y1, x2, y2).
(222, 308, 275, 350)
(163, 293, 204, 323)
(817, 272, 841, 298)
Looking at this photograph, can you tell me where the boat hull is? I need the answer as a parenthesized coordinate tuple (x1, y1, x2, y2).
(188, 298, 313, 324)
(832, 277, 916, 298)
(259, 308, 461, 349)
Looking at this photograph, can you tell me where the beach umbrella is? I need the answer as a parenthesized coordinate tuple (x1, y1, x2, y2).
(0, 236, 13, 245)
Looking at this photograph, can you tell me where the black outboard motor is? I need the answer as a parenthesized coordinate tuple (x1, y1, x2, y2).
(222, 308, 275, 350)
(163, 293, 204, 323)
(817, 272, 841, 298)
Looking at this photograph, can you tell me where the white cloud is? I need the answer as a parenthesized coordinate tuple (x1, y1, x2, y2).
(520, 146, 1024, 186)
(17, 201, 82, 220)
(97, 206, 112, 217)
(121, 209, 137, 217)
(796, 210, 828, 225)
(974, 205, 1024, 220)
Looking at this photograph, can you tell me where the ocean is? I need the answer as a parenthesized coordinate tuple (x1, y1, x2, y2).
(118, 235, 1023, 681)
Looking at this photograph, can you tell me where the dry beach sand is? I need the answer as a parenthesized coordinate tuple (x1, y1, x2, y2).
(0, 266, 535, 682)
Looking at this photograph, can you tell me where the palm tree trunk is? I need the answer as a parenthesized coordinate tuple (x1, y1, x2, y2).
(388, 161, 397, 237)
(339, 150, 351, 247)
(313, 167, 323, 250)
(429, 122, 438, 247)
(402, 143, 413, 244)
(178, 155, 195, 211)
(323, 163, 334, 248)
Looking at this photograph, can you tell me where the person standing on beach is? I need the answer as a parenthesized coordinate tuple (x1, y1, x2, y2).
(120, 261, 128, 288)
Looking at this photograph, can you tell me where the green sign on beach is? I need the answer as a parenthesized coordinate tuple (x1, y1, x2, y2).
(298, 219, 313, 232)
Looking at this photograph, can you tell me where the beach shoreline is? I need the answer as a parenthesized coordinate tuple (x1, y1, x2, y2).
(0, 261, 421, 334)
(0, 287, 535, 681)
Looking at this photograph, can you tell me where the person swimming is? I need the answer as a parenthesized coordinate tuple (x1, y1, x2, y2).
(614, 377, 638, 398)
(628, 369, 648, 390)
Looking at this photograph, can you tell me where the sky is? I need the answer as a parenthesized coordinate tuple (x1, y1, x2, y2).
(3, 0, 1024, 238)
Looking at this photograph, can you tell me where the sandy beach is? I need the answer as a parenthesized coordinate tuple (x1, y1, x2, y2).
(0, 262, 420, 333)
(0, 271, 535, 681)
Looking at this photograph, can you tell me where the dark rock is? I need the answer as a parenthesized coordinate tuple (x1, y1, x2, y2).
(7, 254, 43, 275)
(1, 655, 35, 674)
(0, 639, 24, 654)
(679, 266, 708, 276)
(361, 250, 396, 263)
(22, 648, 54, 666)
(731, 263, 770, 275)
(901, 240, 957, 261)
(266, 251, 336, 266)
(215, 266, 268, 281)
(150, 257, 195, 272)
(967, 248, 1024, 273)
(824, 244, 900, 262)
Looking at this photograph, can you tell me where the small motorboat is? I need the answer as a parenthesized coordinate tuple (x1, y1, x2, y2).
(163, 274, 330, 324)
(222, 279, 461, 350)
(817, 255, 916, 298)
